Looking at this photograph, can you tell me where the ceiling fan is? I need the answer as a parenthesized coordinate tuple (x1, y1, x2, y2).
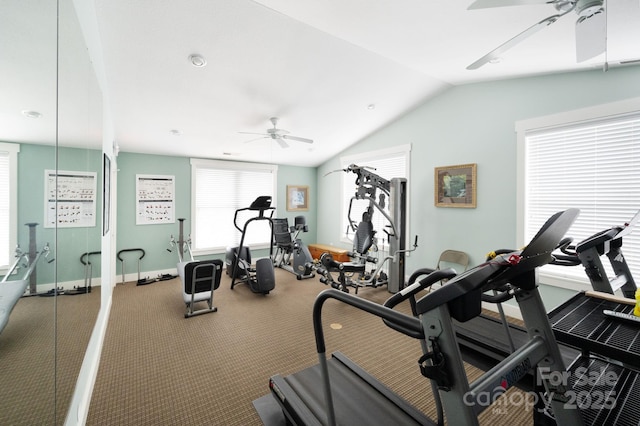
(239, 117, 314, 149)
(466, 0, 639, 70)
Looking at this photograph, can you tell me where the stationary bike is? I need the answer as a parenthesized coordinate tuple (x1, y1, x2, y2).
(272, 215, 315, 280)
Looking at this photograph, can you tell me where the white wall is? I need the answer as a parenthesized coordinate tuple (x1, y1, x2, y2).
(317, 65, 640, 312)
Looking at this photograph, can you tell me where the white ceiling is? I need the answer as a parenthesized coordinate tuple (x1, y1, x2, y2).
(3, 0, 640, 167)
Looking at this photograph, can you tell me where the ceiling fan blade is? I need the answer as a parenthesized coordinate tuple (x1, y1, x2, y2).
(243, 136, 269, 143)
(575, 8, 606, 62)
(239, 131, 268, 136)
(467, 14, 563, 70)
(276, 137, 289, 149)
(468, 0, 552, 10)
(282, 135, 314, 144)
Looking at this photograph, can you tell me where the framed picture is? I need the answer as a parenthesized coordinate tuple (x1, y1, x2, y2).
(287, 185, 309, 211)
(434, 163, 477, 208)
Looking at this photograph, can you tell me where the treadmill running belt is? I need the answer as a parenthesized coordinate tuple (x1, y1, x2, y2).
(269, 351, 436, 426)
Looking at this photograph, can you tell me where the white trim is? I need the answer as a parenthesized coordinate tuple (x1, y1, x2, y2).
(0, 142, 20, 271)
(190, 157, 279, 172)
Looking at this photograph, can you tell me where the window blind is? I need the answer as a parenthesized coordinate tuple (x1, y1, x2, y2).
(191, 159, 277, 253)
(525, 113, 640, 283)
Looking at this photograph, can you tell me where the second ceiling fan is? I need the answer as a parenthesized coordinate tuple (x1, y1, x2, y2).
(240, 117, 314, 149)
(467, 0, 640, 70)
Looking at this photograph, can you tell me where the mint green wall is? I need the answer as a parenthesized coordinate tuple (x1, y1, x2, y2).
(115, 152, 192, 277)
(17, 144, 102, 285)
(115, 152, 318, 275)
(275, 165, 317, 247)
(317, 65, 640, 309)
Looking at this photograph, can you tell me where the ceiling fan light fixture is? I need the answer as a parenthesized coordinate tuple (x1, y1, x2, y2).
(188, 54, 207, 67)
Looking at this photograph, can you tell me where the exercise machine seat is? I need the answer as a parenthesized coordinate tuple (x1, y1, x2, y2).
(272, 218, 294, 252)
(339, 216, 376, 274)
(352, 219, 374, 257)
(178, 259, 223, 318)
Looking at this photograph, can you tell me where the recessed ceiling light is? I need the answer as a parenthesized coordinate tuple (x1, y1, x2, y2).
(367, 104, 376, 110)
(169, 129, 182, 136)
(188, 54, 207, 67)
(22, 110, 42, 119)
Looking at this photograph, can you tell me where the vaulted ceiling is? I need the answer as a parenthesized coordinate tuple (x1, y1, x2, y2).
(3, 0, 640, 166)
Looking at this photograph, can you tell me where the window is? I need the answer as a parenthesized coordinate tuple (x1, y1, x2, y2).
(0, 142, 20, 270)
(517, 100, 640, 289)
(340, 145, 411, 248)
(190, 159, 277, 254)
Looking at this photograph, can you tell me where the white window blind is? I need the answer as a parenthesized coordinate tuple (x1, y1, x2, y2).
(0, 143, 19, 270)
(340, 145, 410, 249)
(524, 113, 640, 284)
(191, 159, 277, 253)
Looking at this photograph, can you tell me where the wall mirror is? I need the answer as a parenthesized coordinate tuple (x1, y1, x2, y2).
(0, 0, 103, 423)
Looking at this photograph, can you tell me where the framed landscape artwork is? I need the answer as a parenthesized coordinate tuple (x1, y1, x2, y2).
(434, 163, 477, 208)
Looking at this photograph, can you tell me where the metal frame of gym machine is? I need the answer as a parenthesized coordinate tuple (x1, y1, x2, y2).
(452, 209, 640, 375)
(229, 196, 276, 294)
(170, 218, 222, 318)
(319, 164, 409, 293)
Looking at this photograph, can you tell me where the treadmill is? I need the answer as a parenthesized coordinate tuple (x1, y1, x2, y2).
(269, 209, 585, 426)
(452, 209, 640, 375)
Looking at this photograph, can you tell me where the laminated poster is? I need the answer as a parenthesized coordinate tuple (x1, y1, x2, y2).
(136, 174, 175, 225)
(44, 169, 97, 228)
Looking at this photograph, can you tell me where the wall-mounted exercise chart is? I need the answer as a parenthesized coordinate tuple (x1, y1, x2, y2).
(136, 174, 175, 225)
(44, 170, 97, 228)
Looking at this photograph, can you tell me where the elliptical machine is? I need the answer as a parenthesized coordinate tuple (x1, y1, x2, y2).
(272, 215, 315, 280)
(226, 196, 276, 294)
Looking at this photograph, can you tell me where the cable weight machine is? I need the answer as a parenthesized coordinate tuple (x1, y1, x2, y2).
(317, 164, 411, 293)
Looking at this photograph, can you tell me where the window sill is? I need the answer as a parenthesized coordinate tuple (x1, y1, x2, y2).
(192, 242, 272, 257)
(537, 271, 592, 292)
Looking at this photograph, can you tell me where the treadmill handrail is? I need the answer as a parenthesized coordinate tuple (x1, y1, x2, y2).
(382, 268, 457, 337)
(312, 289, 422, 354)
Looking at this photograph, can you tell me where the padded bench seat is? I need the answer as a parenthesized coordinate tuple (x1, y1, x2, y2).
(308, 244, 350, 263)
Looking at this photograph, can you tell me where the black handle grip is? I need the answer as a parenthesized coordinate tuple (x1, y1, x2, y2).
(80, 251, 101, 265)
(117, 248, 146, 261)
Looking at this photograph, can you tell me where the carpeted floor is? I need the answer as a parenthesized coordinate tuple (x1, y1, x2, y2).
(0, 287, 101, 425)
(86, 267, 535, 425)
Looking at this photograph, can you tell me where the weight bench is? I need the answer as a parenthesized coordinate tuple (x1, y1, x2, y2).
(177, 259, 223, 318)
